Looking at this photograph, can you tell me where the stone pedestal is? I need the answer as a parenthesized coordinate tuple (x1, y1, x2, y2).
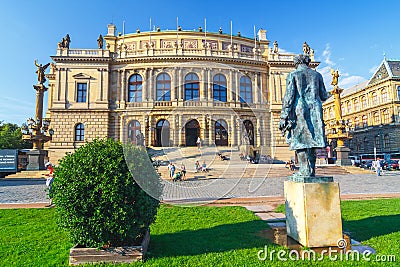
(26, 150, 48, 170)
(284, 180, 343, 247)
(335, 146, 351, 166)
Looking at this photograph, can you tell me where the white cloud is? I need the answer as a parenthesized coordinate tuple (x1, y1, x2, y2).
(369, 65, 379, 74)
(322, 43, 335, 66)
(317, 43, 368, 90)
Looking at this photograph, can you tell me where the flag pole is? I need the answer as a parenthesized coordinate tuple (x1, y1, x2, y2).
(230, 20, 233, 48)
(149, 18, 152, 45)
(176, 17, 179, 45)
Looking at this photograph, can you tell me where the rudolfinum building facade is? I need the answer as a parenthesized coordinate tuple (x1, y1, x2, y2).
(46, 23, 319, 163)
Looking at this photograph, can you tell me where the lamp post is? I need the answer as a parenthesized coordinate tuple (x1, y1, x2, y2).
(21, 61, 54, 170)
(326, 69, 353, 166)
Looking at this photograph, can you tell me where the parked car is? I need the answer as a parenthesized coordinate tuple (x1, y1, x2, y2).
(359, 160, 373, 169)
(383, 160, 399, 170)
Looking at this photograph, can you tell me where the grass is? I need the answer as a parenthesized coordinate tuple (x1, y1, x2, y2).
(1, 199, 399, 266)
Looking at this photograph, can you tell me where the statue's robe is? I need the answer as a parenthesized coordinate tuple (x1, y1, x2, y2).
(280, 65, 330, 150)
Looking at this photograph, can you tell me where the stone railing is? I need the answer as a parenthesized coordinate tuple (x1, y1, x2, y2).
(56, 48, 263, 61)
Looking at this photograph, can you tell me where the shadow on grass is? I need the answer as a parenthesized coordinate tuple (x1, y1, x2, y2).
(147, 220, 270, 259)
(343, 214, 400, 242)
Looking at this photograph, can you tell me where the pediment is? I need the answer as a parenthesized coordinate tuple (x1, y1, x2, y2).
(368, 62, 389, 85)
(72, 73, 92, 79)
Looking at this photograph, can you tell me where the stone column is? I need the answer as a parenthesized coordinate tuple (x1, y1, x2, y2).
(148, 68, 154, 101)
(201, 68, 207, 100)
(228, 70, 233, 102)
(208, 115, 213, 146)
(235, 71, 240, 102)
(147, 115, 153, 146)
(142, 68, 148, 102)
(207, 69, 212, 102)
(256, 117, 261, 146)
(97, 68, 103, 102)
(102, 68, 109, 102)
(254, 72, 259, 104)
(178, 115, 183, 146)
(120, 70, 126, 108)
(178, 68, 183, 101)
(171, 69, 176, 101)
(231, 115, 236, 146)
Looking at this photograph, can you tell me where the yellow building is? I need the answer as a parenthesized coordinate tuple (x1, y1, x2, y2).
(46, 24, 319, 163)
(323, 58, 400, 157)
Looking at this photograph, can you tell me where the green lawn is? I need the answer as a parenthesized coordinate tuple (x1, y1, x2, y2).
(1, 199, 399, 266)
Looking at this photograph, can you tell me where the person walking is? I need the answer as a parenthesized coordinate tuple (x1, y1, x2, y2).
(170, 163, 176, 179)
(196, 136, 201, 150)
(181, 163, 186, 180)
(375, 158, 382, 176)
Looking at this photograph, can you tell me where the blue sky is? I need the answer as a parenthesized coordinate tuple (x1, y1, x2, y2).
(1, 0, 400, 125)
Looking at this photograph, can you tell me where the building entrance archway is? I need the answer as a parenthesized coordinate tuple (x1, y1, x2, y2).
(243, 120, 254, 146)
(185, 119, 200, 146)
(215, 119, 228, 146)
(155, 119, 170, 147)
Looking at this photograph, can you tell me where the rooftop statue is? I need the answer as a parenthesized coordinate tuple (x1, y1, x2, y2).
(279, 54, 330, 177)
(97, 34, 104, 49)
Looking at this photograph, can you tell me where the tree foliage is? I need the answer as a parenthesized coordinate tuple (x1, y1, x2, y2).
(0, 121, 32, 149)
(51, 139, 162, 248)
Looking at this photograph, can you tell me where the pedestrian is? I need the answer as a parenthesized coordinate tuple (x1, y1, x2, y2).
(44, 162, 55, 207)
(195, 160, 200, 172)
(167, 162, 173, 177)
(375, 158, 382, 176)
(196, 136, 201, 149)
(170, 163, 176, 178)
(181, 163, 186, 180)
(201, 161, 208, 172)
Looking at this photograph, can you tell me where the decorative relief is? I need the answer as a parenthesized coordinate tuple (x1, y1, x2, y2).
(183, 39, 198, 49)
(203, 40, 218, 50)
(140, 41, 156, 49)
(125, 42, 136, 51)
(222, 42, 237, 50)
(161, 40, 175, 49)
(241, 45, 253, 53)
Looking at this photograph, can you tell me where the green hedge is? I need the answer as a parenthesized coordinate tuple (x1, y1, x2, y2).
(51, 139, 162, 248)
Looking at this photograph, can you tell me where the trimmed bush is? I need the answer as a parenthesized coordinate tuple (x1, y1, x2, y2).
(51, 139, 162, 248)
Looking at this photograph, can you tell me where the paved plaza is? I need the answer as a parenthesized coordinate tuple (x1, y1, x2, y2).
(1, 172, 400, 205)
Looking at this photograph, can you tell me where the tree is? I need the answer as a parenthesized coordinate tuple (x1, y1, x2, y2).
(0, 121, 32, 149)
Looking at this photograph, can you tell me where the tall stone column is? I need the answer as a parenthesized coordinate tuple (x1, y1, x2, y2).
(178, 115, 183, 146)
(256, 117, 261, 146)
(148, 68, 154, 101)
(208, 115, 213, 146)
(228, 70, 233, 102)
(231, 115, 236, 146)
(254, 72, 259, 104)
(235, 70, 240, 102)
(177, 68, 183, 101)
(142, 68, 148, 102)
(120, 70, 126, 108)
(207, 68, 212, 102)
(201, 68, 207, 100)
(147, 115, 153, 146)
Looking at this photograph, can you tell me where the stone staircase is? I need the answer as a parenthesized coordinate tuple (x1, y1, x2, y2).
(5, 170, 47, 179)
(151, 146, 352, 179)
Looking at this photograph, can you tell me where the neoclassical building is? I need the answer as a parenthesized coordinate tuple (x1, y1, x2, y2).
(46, 24, 319, 163)
(323, 58, 400, 157)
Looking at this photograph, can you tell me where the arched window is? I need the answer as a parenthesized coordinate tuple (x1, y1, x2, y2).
(75, 123, 84, 141)
(362, 96, 367, 108)
(374, 135, 380, 148)
(213, 74, 227, 102)
(363, 137, 368, 151)
(397, 86, 400, 100)
(373, 112, 380, 125)
(372, 92, 378, 105)
(382, 109, 390, 123)
(240, 76, 252, 103)
(362, 115, 368, 127)
(128, 120, 141, 144)
(347, 101, 352, 113)
(354, 99, 360, 111)
(329, 107, 334, 118)
(381, 89, 388, 103)
(156, 73, 171, 101)
(354, 117, 360, 129)
(184, 73, 199, 101)
(341, 104, 345, 114)
(384, 134, 390, 149)
(128, 74, 142, 102)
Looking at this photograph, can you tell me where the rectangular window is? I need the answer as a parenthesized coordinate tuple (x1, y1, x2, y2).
(77, 83, 87, 102)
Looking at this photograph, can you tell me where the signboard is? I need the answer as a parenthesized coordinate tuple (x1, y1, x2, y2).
(0, 149, 18, 172)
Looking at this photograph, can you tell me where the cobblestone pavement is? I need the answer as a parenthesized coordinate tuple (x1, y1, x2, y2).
(1, 172, 400, 204)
